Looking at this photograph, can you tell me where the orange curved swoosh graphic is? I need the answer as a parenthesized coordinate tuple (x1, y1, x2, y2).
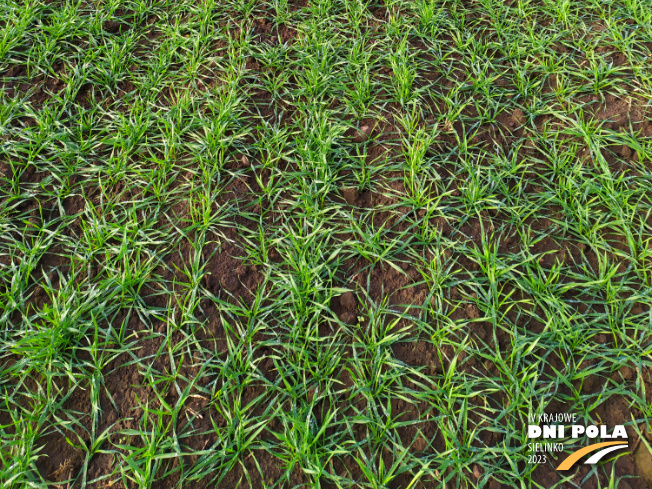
(556, 441, 628, 470)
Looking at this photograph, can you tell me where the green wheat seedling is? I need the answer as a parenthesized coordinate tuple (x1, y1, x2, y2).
(1, 0, 651, 487)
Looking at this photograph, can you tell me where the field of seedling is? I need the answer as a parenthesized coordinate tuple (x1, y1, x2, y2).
(2, 0, 652, 487)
